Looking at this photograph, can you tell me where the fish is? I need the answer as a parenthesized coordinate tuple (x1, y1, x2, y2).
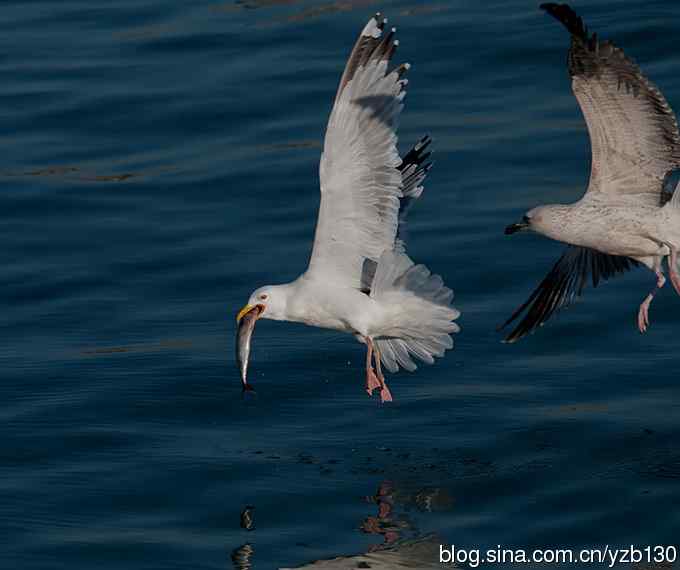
(235, 304, 263, 392)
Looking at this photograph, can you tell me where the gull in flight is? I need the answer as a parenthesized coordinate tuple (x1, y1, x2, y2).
(236, 14, 460, 401)
(501, 3, 680, 342)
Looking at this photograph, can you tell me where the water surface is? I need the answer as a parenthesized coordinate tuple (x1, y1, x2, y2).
(2, 1, 680, 568)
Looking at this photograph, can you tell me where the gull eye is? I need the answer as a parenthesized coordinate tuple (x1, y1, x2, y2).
(259, 294, 268, 301)
(523, 215, 531, 223)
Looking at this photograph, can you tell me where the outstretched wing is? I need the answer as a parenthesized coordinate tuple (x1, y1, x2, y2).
(358, 135, 434, 292)
(542, 3, 680, 206)
(499, 246, 639, 343)
(305, 14, 411, 289)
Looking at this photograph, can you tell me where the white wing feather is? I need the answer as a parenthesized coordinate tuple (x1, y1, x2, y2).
(305, 16, 409, 289)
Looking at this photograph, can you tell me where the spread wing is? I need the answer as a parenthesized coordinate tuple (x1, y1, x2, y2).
(542, 3, 680, 206)
(305, 14, 411, 289)
(499, 246, 639, 343)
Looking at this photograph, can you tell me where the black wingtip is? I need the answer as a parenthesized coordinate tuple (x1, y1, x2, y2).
(499, 247, 640, 344)
(418, 135, 433, 151)
(398, 136, 434, 172)
(375, 14, 386, 31)
(540, 2, 588, 41)
(501, 335, 519, 345)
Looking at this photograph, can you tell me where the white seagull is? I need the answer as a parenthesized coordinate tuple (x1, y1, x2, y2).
(236, 14, 460, 401)
(501, 3, 680, 343)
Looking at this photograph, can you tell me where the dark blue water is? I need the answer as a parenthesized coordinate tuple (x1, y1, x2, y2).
(3, 1, 680, 568)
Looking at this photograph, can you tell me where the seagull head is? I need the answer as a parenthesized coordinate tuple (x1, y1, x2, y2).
(506, 205, 568, 238)
(505, 206, 550, 235)
(237, 285, 289, 324)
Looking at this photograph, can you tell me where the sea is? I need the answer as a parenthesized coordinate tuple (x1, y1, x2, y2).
(2, 1, 680, 568)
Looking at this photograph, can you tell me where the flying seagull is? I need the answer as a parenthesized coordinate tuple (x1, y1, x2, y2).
(501, 3, 680, 343)
(236, 14, 460, 401)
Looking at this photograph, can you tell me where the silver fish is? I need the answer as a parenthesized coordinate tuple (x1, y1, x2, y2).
(236, 304, 262, 391)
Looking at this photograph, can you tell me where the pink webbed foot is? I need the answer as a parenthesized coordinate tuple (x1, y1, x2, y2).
(373, 351, 393, 403)
(364, 337, 394, 402)
(637, 269, 666, 333)
(366, 369, 381, 396)
(671, 268, 680, 296)
(379, 384, 393, 403)
(637, 299, 651, 333)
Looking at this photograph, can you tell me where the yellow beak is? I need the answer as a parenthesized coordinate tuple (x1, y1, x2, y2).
(236, 304, 257, 323)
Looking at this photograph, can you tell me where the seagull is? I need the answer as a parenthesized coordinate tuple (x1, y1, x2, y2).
(235, 14, 460, 401)
(501, 3, 680, 343)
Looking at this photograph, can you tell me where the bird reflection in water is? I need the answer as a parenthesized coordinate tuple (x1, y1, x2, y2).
(360, 480, 411, 549)
(232, 480, 454, 568)
(230, 543, 254, 570)
(240, 505, 255, 531)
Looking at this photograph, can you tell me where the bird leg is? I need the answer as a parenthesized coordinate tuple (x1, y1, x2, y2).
(365, 338, 381, 396)
(372, 344, 393, 403)
(668, 245, 680, 296)
(638, 269, 666, 333)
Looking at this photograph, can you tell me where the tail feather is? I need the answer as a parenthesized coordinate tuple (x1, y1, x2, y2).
(378, 338, 417, 372)
(370, 250, 460, 373)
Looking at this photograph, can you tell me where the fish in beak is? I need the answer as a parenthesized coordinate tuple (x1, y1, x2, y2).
(505, 215, 530, 235)
(236, 304, 264, 391)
